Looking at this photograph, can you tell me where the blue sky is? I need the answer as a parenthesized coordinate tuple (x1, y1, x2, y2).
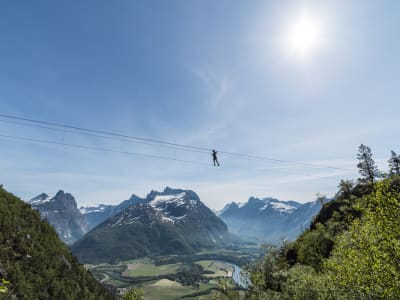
(0, 1, 399, 209)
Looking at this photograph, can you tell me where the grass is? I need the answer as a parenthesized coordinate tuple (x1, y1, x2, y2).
(151, 279, 182, 287)
(142, 282, 216, 300)
(123, 262, 182, 277)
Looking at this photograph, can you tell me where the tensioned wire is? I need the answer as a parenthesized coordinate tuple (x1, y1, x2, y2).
(0, 114, 357, 173)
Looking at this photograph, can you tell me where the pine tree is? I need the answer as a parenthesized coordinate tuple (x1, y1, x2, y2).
(388, 150, 400, 176)
(337, 180, 354, 199)
(357, 144, 378, 184)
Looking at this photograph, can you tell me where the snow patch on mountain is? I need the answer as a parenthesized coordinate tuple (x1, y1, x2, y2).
(260, 201, 297, 214)
(150, 192, 186, 208)
(79, 205, 108, 215)
(29, 193, 53, 205)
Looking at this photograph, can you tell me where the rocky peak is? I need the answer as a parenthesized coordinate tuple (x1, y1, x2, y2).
(29, 190, 87, 244)
(146, 187, 200, 203)
(53, 190, 78, 211)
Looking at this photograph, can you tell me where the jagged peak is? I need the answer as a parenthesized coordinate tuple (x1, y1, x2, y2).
(29, 193, 52, 204)
(30, 190, 78, 211)
(128, 193, 143, 201)
(55, 190, 65, 197)
(216, 202, 239, 215)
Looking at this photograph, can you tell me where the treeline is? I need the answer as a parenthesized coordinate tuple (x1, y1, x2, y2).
(241, 145, 400, 300)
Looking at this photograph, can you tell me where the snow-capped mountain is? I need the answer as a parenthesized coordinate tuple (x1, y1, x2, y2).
(29, 190, 88, 244)
(218, 197, 323, 242)
(72, 187, 230, 263)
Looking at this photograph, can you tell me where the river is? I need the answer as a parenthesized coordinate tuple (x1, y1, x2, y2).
(226, 263, 251, 289)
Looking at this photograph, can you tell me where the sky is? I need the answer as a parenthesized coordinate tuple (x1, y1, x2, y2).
(0, 1, 399, 209)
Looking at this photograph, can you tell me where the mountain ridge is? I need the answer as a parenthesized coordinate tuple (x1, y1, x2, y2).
(72, 187, 230, 264)
(219, 196, 323, 242)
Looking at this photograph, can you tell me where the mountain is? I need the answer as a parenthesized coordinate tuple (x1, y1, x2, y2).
(0, 185, 114, 299)
(72, 187, 230, 264)
(218, 197, 323, 242)
(80, 194, 146, 230)
(29, 190, 88, 244)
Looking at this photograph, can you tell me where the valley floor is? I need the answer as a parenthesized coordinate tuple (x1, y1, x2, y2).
(86, 245, 257, 300)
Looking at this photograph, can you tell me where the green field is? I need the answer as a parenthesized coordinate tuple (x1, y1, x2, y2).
(142, 280, 216, 300)
(123, 262, 181, 277)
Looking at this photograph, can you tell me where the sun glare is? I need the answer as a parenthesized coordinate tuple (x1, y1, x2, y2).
(287, 12, 321, 58)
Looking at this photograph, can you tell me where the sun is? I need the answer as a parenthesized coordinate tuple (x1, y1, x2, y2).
(287, 12, 321, 57)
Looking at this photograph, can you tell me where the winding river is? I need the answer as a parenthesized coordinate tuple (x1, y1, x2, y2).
(226, 263, 251, 289)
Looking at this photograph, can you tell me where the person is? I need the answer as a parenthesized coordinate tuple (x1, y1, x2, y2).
(212, 149, 220, 166)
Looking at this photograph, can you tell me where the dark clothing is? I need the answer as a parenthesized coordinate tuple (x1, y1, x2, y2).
(212, 150, 220, 166)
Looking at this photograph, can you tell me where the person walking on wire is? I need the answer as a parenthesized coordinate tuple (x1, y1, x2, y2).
(212, 150, 220, 166)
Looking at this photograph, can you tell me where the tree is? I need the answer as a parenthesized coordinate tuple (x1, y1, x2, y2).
(121, 288, 145, 300)
(388, 150, 400, 176)
(357, 144, 378, 184)
(336, 180, 354, 199)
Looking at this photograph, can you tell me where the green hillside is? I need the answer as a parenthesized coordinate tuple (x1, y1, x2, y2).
(246, 172, 400, 299)
(0, 186, 115, 300)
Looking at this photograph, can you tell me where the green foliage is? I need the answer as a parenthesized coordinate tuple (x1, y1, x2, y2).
(283, 265, 324, 300)
(336, 180, 354, 199)
(294, 224, 333, 271)
(246, 244, 288, 296)
(247, 176, 400, 300)
(212, 278, 240, 300)
(0, 186, 115, 300)
(121, 288, 146, 300)
(325, 180, 400, 299)
(0, 278, 11, 294)
(174, 263, 204, 287)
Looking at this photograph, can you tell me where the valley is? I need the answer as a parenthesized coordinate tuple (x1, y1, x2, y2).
(87, 245, 257, 299)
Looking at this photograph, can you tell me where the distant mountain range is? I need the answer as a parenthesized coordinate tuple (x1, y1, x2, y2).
(218, 197, 324, 242)
(29, 189, 324, 252)
(72, 187, 230, 263)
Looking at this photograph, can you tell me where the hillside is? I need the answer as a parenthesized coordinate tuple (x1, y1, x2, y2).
(72, 187, 230, 264)
(0, 185, 115, 300)
(246, 176, 400, 299)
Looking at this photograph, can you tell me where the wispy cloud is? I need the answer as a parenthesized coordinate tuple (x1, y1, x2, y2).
(186, 66, 229, 107)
